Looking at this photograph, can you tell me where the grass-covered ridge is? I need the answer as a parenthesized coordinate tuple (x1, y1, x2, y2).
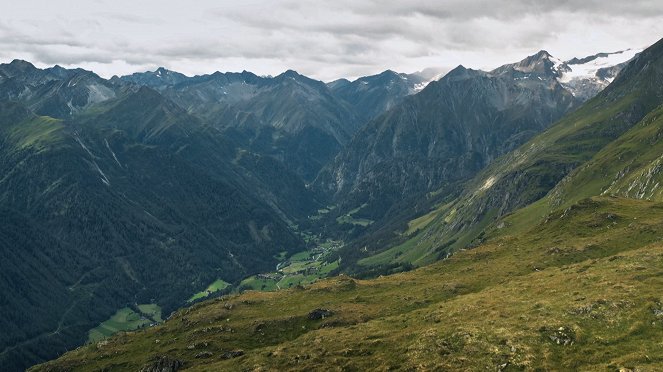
(32, 196, 663, 371)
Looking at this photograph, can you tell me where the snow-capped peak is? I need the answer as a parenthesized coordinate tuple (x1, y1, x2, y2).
(553, 48, 641, 100)
(412, 71, 447, 93)
(557, 49, 640, 84)
(548, 55, 566, 74)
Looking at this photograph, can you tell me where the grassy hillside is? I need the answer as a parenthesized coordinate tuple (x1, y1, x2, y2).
(32, 196, 663, 371)
(548, 103, 663, 206)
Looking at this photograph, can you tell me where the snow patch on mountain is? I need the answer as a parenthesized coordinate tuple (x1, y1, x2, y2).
(548, 49, 642, 100)
(558, 49, 640, 84)
(412, 72, 446, 93)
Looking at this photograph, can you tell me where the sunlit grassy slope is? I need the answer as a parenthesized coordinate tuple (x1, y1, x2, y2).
(33, 196, 663, 371)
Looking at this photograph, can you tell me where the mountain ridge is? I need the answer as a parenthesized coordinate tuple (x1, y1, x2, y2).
(0, 41, 649, 371)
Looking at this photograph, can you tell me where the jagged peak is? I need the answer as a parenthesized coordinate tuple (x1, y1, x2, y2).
(444, 65, 469, 77)
(436, 65, 477, 84)
(493, 50, 561, 77)
(280, 69, 301, 78)
(327, 78, 351, 90)
(329, 77, 351, 84)
(8, 59, 36, 68)
(3, 59, 38, 74)
(154, 67, 184, 77)
(533, 50, 552, 59)
(378, 69, 399, 77)
(275, 69, 326, 89)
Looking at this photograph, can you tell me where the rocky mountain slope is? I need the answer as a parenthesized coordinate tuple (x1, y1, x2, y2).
(120, 69, 360, 181)
(354, 39, 663, 270)
(329, 70, 427, 123)
(0, 60, 118, 118)
(316, 51, 582, 229)
(314, 48, 639, 255)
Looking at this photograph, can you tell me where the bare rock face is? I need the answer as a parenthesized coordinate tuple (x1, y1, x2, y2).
(541, 326, 576, 346)
(139, 355, 184, 372)
(308, 308, 334, 320)
(221, 350, 245, 359)
(316, 51, 583, 223)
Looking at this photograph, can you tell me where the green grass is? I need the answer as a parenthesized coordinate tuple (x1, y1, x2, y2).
(276, 274, 318, 288)
(87, 304, 162, 344)
(7, 116, 65, 151)
(288, 250, 311, 261)
(318, 260, 340, 276)
(336, 215, 374, 226)
(239, 275, 279, 291)
(309, 206, 335, 221)
(280, 261, 313, 274)
(404, 206, 445, 235)
(238, 247, 342, 292)
(37, 196, 663, 371)
(359, 208, 496, 268)
(547, 103, 663, 207)
(136, 304, 163, 323)
(358, 232, 428, 267)
(188, 279, 231, 302)
(336, 203, 375, 226)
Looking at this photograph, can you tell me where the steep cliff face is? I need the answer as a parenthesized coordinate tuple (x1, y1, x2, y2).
(316, 51, 581, 222)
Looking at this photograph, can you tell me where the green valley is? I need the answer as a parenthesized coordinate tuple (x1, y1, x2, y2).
(32, 196, 663, 371)
(236, 239, 342, 292)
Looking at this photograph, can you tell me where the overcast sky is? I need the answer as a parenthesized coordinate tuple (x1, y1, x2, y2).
(2, 0, 663, 81)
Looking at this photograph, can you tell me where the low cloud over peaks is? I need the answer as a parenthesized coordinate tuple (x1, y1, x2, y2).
(2, 0, 662, 81)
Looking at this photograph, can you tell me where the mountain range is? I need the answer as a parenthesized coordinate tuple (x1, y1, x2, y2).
(32, 36, 663, 371)
(0, 43, 645, 371)
(314, 49, 638, 259)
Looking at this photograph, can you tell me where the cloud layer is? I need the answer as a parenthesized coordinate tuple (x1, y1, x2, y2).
(2, 0, 662, 81)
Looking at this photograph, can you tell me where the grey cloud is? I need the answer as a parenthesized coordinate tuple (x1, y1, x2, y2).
(347, 0, 663, 20)
(1, 0, 662, 81)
